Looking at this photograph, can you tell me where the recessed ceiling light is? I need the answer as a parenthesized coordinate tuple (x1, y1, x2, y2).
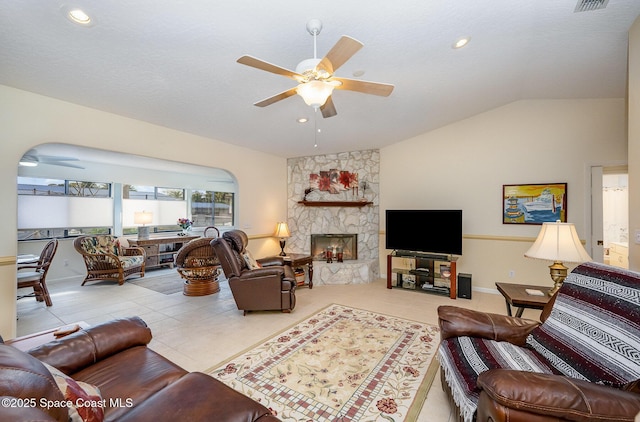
(352, 70, 365, 77)
(64, 7, 93, 26)
(452, 37, 470, 49)
(297, 117, 308, 123)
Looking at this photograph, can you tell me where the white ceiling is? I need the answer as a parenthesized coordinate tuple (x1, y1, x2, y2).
(2, 1, 639, 159)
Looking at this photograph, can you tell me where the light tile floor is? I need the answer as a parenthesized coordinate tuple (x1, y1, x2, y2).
(16, 270, 544, 422)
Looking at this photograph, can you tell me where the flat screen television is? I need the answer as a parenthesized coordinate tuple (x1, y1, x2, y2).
(385, 209, 463, 256)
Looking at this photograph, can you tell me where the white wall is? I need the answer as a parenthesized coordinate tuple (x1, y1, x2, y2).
(629, 17, 640, 270)
(380, 99, 627, 291)
(0, 85, 287, 338)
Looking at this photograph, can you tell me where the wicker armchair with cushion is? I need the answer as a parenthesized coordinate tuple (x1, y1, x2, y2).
(175, 237, 221, 296)
(437, 262, 640, 422)
(211, 230, 296, 315)
(74, 235, 146, 285)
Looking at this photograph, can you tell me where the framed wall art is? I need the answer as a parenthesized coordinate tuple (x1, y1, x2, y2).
(503, 183, 567, 225)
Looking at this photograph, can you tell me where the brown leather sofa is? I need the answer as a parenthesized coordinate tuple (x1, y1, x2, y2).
(211, 230, 296, 315)
(0, 317, 280, 421)
(437, 262, 640, 422)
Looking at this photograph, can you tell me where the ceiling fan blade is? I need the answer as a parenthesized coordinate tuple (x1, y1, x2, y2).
(333, 77, 395, 97)
(254, 87, 299, 107)
(39, 161, 85, 169)
(37, 155, 80, 162)
(237, 55, 303, 81)
(316, 36, 363, 75)
(320, 96, 337, 118)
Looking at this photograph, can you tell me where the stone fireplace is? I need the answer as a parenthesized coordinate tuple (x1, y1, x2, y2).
(286, 150, 380, 285)
(311, 234, 358, 261)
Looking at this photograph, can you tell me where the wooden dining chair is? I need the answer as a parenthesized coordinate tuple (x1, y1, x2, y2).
(17, 238, 58, 306)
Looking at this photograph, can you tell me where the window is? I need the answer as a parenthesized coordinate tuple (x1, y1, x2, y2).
(191, 190, 234, 227)
(18, 177, 113, 240)
(18, 178, 236, 240)
(67, 181, 110, 197)
(19, 227, 111, 241)
(123, 185, 184, 200)
(18, 177, 65, 196)
(18, 178, 110, 197)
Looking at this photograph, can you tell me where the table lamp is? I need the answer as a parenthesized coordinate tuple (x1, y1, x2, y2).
(274, 222, 291, 256)
(524, 221, 591, 296)
(134, 211, 153, 240)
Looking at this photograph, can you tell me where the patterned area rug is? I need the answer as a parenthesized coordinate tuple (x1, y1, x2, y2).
(207, 304, 440, 421)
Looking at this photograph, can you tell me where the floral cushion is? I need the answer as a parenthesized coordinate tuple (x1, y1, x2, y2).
(43, 362, 104, 422)
(119, 255, 145, 268)
(79, 235, 120, 256)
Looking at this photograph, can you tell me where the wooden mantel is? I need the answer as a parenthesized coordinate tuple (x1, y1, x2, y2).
(297, 200, 373, 207)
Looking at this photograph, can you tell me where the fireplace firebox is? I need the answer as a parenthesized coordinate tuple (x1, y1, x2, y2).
(311, 234, 358, 261)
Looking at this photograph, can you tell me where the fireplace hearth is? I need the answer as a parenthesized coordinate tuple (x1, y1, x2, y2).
(311, 234, 358, 261)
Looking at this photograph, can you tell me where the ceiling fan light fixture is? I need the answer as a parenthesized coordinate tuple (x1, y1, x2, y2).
(297, 80, 334, 108)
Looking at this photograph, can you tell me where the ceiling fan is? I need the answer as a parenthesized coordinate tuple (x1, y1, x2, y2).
(237, 19, 394, 118)
(19, 149, 85, 169)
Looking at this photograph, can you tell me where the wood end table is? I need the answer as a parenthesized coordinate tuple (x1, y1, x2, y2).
(283, 254, 313, 289)
(495, 282, 551, 318)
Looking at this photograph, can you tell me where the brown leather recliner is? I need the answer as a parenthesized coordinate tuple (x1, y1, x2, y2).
(211, 230, 296, 315)
(437, 262, 640, 422)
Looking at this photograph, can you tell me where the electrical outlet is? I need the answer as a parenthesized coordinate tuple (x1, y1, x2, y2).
(508, 270, 515, 278)
(635, 229, 640, 244)
(64, 259, 69, 267)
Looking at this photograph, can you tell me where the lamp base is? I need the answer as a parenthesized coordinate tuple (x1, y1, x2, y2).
(547, 261, 568, 296)
(138, 226, 150, 240)
(279, 239, 286, 256)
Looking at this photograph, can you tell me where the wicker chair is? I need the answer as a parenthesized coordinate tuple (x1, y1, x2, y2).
(17, 238, 58, 306)
(74, 235, 146, 285)
(175, 237, 221, 296)
(203, 226, 220, 238)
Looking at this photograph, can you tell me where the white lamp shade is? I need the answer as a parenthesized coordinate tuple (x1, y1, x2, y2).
(525, 221, 591, 263)
(134, 211, 153, 225)
(296, 80, 334, 108)
(274, 222, 291, 238)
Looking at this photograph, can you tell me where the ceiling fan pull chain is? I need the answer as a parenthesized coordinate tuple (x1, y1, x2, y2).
(314, 108, 319, 148)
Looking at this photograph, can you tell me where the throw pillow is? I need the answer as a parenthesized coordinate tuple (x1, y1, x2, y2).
(243, 250, 262, 270)
(42, 362, 105, 422)
(117, 237, 130, 255)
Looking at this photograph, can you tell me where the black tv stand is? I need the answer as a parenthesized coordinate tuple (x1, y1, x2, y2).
(387, 252, 458, 299)
(393, 250, 451, 261)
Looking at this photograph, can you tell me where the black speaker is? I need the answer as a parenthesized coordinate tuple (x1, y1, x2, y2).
(458, 273, 472, 299)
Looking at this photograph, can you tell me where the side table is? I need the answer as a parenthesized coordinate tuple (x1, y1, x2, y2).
(5, 322, 89, 352)
(495, 282, 550, 318)
(283, 254, 313, 289)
